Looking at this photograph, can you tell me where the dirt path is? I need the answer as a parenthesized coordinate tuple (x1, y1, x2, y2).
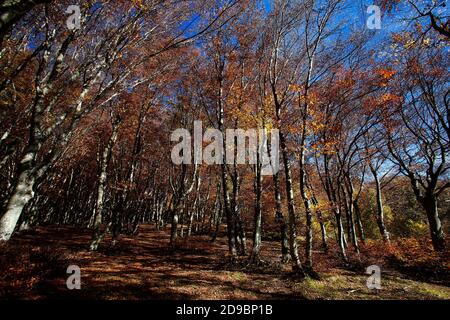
(1, 225, 449, 300)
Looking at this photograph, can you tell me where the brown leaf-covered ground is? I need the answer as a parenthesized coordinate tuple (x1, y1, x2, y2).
(0, 225, 449, 300)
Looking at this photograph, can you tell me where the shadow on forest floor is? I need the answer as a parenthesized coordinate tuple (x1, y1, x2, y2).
(0, 225, 449, 300)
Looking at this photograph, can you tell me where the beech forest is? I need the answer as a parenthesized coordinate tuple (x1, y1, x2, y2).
(0, 0, 449, 300)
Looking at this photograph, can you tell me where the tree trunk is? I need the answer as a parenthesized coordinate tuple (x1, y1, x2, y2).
(299, 163, 314, 269)
(231, 168, 246, 255)
(279, 130, 304, 275)
(422, 195, 446, 252)
(211, 197, 222, 243)
(322, 154, 347, 261)
(220, 163, 237, 258)
(89, 117, 119, 251)
(170, 210, 179, 245)
(187, 177, 201, 237)
(335, 208, 348, 262)
(370, 165, 390, 243)
(317, 210, 328, 252)
(342, 185, 359, 254)
(250, 161, 263, 263)
(353, 200, 365, 244)
(0, 147, 37, 240)
(217, 62, 237, 259)
(273, 172, 290, 262)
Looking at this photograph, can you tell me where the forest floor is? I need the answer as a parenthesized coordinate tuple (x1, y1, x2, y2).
(0, 225, 449, 300)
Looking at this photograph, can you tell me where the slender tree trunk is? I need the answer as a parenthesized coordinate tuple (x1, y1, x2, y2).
(353, 199, 365, 244)
(211, 193, 223, 243)
(217, 67, 237, 258)
(272, 85, 304, 274)
(187, 210, 195, 237)
(298, 90, 315, 270)
(231, 169, 246, 255)
(89, 118, 119, 251)
(323, 155, 347, 261)
(187, 177, 200, 237)
(299, 161, 314, 269)
(170, 209, 179, 245)
(250, 161, 263, 263)
(268, 127, 290, 262)
(370, 165, 390, 243)
(273, 172, 290, 262)
(335, 208, 348, 262)
(220, 163, 237, 258)
(342, 185, 359, 254)
(317, 210, 328, 252)
(179, 208, 185, 238)
(279, 130, 304, 275)
(236, 214, 247, 255)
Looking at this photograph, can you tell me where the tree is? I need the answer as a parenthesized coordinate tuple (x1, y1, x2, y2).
(380, 0, 449, 39)
(384, 32, 449, 251)
(0, 0, 240, 241)
(0, 0, 52, 44)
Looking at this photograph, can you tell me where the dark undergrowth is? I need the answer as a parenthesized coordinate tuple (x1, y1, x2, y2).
(0, 243, 68, 299)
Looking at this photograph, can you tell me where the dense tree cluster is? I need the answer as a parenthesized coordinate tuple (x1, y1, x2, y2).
(0, 0, 448, 276)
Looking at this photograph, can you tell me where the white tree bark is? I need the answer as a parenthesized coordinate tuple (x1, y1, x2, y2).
(0, 152, 35, 240)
